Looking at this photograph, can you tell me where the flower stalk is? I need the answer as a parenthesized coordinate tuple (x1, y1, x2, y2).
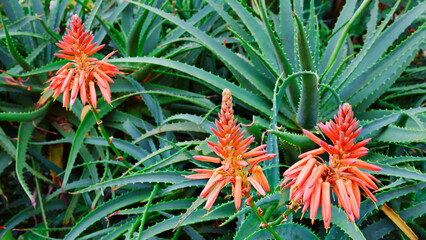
(247, 197, 283, 240)
(90, 105, 130, 168)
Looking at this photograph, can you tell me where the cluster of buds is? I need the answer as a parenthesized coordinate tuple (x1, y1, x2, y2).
(43, 15, 122, 109)
(186, 89, 276, 211)
(280, 103, 381, 229)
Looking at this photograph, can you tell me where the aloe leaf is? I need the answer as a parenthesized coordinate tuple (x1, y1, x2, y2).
(0, 127, 16, 158)
(64, 190, 151, 240)
(101, 219, 137, 240)
(365, 0, 379, 41)
(62, 99, 124, 189)
(162, 114, 215, 133)
(247, 223, 319, 240)
(367, 163, 426, 182)
(359, 182, 426, 223)
(380, 156, 426, 166)
(0, 199, 66, 239)
(362, 201, 426, 239)
(343, 0, 421, 85)
(350, 26, 426, 112)
(126, 0, 154, 57)
(174, 197, 206, 232)
(75, 171, 186, 193)
(324, 0, 372, 78)
(268, 130, 316, 150)
(139, 200, 232, 239)
(226, 0, 279, 71)
(356, 108, 426, 139)
(259, 0, 298, 112)
(219, 192, 280, 227)
(259, 0, 294, 76)
(0, 102, 50, 121)
(322, 1, 425, 116)
(85, 0, 103, 30)
(8, 39, 50, 76)
(92, 1, 129, 44)
(319, 0, 356, 74)
(132, 122, 208, 144)
(128, 1, 274, 99)
(120, 198, 196, 215)
(16, 119, 42, 207)
(374, 125, 426, 143)
(5, 59, 68, 78)
(109, 57, 273, 119)
(0, 15, 38, 33)
(293, 12, 319, 129)
(0, 12, 33, 72)
(204, 0, 251, 42)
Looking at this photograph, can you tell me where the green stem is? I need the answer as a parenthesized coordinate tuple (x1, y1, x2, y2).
(34, 159, 49, 237)
(248, 198, 283, 240)
(324, 0, 371, 72)
(137, 184, 159, 240)
(269, 205, 297, 227)
(90, 106, 130, 168)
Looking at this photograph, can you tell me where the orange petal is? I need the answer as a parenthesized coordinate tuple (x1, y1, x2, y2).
(345, 180, 360, 220)
(62, 85, 70, 108)
(321, 181, 331, 229)
(303, 129, 321, 145)
(80, 82, 87, 105)
(200, 172, 222, 198)
(352, 181, 361, 209)
(349, 167, 378, 190)
(352, 159, 382, 172)
(336, 179, 355, 223)
(304, 164, 326, 203)
(204, 180, 226, 211)
(61, 68, 75, 93)
(247, 176, 265, 196)
(252, 166, 270, 193)
(310, 178, 323, 223)
(89, 81, 97, 108)
(294, 157, 317, 188)
(185, 173, 211, 179)
(298, 147, 325, 159)
(284, 154, 311, 175)
(234, 176, 242, 210)
(193, 155, 221, 163)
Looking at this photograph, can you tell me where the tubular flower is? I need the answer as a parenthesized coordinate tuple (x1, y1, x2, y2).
(43, 14, 123, 109)
(280, 103, 381, 229)
(186, 89, 276, 211)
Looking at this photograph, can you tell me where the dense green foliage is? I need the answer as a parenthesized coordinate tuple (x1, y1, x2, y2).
(0, 0, 425, 239)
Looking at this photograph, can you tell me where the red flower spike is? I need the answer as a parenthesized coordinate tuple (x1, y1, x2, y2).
(188, 89, 275, 211)
(280, 103, 381, 230)
(44, 15, 122, 109)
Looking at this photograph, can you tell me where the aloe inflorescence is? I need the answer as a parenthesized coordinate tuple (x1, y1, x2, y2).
(280, 103, 382, 229)
(44, 15, 122, 109)
(186, 89, 276, 211)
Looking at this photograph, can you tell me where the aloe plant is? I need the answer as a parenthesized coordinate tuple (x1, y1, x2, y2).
(0, 0, 425, 239)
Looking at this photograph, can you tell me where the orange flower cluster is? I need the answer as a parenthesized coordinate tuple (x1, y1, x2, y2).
(280, 103, 381, 229)
(44, 15, 122, 109)
(186, 89, 276, 211)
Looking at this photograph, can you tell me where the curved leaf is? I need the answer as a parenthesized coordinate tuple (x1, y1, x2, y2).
(247, 223, 319, 240)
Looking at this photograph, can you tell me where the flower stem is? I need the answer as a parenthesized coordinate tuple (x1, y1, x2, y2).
(248, 198, 283, 240)
(269, 205, 296, 227)
(90, 106, 131, 168)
